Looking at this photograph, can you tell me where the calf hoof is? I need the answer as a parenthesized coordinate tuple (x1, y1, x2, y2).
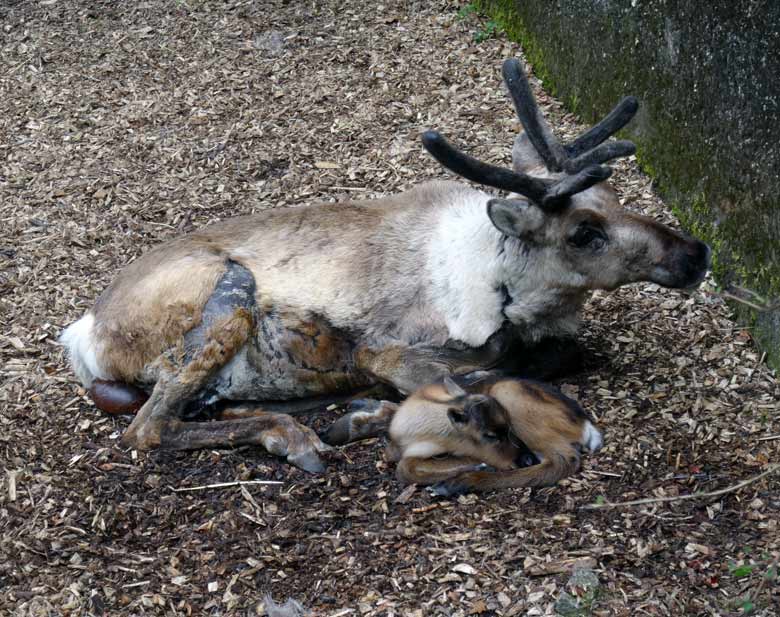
(429, 480, 470, 498)
(516, 453, 540, 468)
(320, 398, 395, 446)
(288, 450, 326, 474)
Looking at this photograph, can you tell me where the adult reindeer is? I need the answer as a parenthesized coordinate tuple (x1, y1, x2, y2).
(61, 59, 710, 472)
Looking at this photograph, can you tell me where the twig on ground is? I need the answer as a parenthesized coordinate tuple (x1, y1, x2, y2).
(582, 463, 780, 510)
(586, 470, 622, 478)
(170, 480, 283, 492)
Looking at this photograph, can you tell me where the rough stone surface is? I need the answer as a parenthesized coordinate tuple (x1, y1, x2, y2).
(478, 0, 780, 367)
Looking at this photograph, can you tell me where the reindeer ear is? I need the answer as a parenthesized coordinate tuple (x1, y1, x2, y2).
(487, 198, 545, 238)
(443, 375, 467, 398)
(512, 131, 546, 174)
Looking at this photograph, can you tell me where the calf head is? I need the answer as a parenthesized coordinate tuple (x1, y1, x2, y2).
(442, 377, 522, 469)
(423, 59, 710, 292)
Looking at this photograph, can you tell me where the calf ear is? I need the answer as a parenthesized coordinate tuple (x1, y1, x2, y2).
(487, 198, 545, 238)
(447, 408, 468, 426)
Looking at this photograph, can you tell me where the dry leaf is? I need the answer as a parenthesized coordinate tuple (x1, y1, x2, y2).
(452, 563, 477, 575)
(394, 484, 417, 504)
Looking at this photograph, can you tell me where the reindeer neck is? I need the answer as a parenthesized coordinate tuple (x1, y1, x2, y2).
(422, 188, 584, 347)
(424, 189, 516, 347)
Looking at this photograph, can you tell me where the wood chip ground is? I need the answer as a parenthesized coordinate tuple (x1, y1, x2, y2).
(1, 1, 778, 615)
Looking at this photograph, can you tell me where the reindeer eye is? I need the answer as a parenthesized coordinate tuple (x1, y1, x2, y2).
(482, 432, 500, 442)
(569, 224, 607, 250)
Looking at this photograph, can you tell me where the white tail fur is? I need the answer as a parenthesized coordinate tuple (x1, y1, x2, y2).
(59, 313, 108, 387)
(582, 420, 604, 453)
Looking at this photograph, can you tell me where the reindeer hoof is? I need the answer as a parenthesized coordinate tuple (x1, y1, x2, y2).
(318, 399, 376, 445)
(288, 450, 326, 474)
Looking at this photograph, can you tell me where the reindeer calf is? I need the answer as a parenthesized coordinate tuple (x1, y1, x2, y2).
(386, 375, 602, 496)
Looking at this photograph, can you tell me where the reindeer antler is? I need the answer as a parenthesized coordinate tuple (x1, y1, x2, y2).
(501, 59, 637, 174)
(421, 131, 550, 203)
(422, 58, 638, 209)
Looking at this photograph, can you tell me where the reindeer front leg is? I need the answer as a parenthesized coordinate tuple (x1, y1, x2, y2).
(354, 344, 476, 394)
(321, 345, 455, 446)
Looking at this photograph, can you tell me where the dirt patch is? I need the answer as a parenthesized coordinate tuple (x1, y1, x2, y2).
(1, 1, 778, 615)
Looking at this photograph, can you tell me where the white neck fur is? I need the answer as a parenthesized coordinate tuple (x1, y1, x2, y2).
(425, 188, 582, 347)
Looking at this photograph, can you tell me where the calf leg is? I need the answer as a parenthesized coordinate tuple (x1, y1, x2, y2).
(396, 456, 493, 485)
(320, 399, 399, 446)
(430, 454, 580, 497)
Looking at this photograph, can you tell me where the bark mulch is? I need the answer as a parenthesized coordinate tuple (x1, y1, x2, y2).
(1, 1, 778, 615)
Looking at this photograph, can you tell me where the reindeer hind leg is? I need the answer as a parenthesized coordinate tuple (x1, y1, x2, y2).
(159, 410, 331, 473)
(179, 259, 257, 418)
(121, 260, 256, 447)
(119, 261, 331, 472)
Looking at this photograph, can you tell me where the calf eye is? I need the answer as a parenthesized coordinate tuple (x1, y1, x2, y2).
(569, 224, 607, 250)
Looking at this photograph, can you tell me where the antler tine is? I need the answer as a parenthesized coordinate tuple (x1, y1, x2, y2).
(566, 96, 639, 158)
(542, 164, 612, 208)
(421, 131, 549, 202)
(422, 60, 637, 211)
(501, 58, 568, 172)
(564, 139, 636, 174)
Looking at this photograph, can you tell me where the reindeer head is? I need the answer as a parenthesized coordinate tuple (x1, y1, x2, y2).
(423, 59, 710, 291)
